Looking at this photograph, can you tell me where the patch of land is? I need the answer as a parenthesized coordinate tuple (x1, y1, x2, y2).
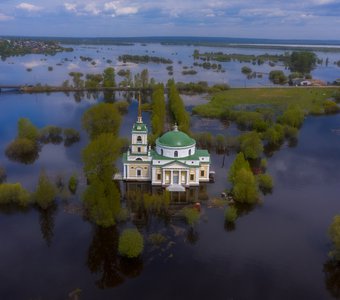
(193, 87, 340, 117)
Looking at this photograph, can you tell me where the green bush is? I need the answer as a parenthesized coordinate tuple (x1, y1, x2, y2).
(233, 169, 259, 204)
(257, 174, 274, 191)
(5, 138, 39, 164)
(323, 100, 340, 114)
(182, 207, 200, 226)
(33, 170, 57, 209)
(329, 215, 340, 261)
(17, 118, 39, 141)
(68, 174, 78, 194)
(0, 183, 30, 207)
(224, 206, 237, 223)
(269, 70, 287, 84)
(118, 228, 144, 258)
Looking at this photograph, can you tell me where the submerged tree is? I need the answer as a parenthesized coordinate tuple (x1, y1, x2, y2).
(82, 103, 121, 140)
(118, 228, 144, 258)
(33, 170, 57, 209)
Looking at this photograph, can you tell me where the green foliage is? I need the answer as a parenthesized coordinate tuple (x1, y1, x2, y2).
(257, 173, 274, 191)
(168, 80, 190, 134)
(235, 111, 264, 130)
(241, 66, 252, 74)
(5, 138, 39, 164)
(40, 125, 62, 142)
(269, 70, 287, 84)
(118, 228, 144, 258)
(225, 206, 238, 223)
(182, 207, 200, 226)
(289, 51, 317, 74)
(143, 193, 169, 213)
(281, 106, 305, 128)
(323, 100, 340, 114)
(0, 183, 30, 207)
(263, 124, 285, 145)
(140, 69, 149, 88)
(63, 128, 80, 145)
(82, 133, 122, 181)
(284, 125, 299, 139)
(17, 118, 39, 141)
(193, 87, 338, 118)
(118, 54, 172, 64)
(239, 131, 263, 159)
(85, 74, 103, 89)
(102, 67, 116, 87)
(33, 170, 57, 209)
(329, 215, 340, 261)
(69, 72, 84, 88)
(260, 158, 268, 170)
(82, 103, 121, 140)
(83, 177, 121, 227)
(68, 174, 78, 194)
(150, 84, 166, 143)
(194, 132, 213, 149)
(228, 152, 251, 185)
(233, 168, 259, 204)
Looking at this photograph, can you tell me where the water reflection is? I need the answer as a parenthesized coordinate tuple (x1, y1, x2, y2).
(324, 260, 340, 299)
(38, 203, 58, 247)
(86, 226, 143, 289)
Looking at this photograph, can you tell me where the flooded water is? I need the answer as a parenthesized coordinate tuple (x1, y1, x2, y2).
(0, 90, 340, 299)
(0, 37, 340, 300)
(0, 43, 339, 88)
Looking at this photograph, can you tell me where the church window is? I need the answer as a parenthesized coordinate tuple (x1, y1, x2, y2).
(138, 147, 141, 153)
(190, 174, 194, 181)
(200, 170, 205, 177)
(174, 151, 178, 157)
(137, 136, 142, 143)
(157, 174, 161, 180)
(189, 149, 192, 156)
(137, 169, 142, 176)
(136, 158, 142, 161)
(161, 149, 164, 156)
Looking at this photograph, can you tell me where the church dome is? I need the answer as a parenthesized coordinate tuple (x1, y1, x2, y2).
(157, 127, 195, 148)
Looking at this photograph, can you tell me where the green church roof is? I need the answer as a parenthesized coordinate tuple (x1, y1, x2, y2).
(132, 122, 147, 132)
(156, 128, 195, 148)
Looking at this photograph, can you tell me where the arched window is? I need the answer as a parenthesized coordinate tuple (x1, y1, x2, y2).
(161, 149, 164, 156)
(189, 149, 192, 156)
(136, 158, 142, 161)
(137, 136, 142, 143)
(174, 151, 178, 158)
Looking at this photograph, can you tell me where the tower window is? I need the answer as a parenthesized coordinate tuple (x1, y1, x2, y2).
(137, 169, 142, 176)
(174, 151, 178, 158)
(190, 174, 194, 181)
(137, 136, 142, 143)
(138, 147, 141, 153)
(200, 170, 205, 177)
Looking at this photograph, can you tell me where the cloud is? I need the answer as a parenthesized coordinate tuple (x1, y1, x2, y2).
(22, 60, 46, 69)
(0, 13, 14, 21)
(16, 2, 43, 12)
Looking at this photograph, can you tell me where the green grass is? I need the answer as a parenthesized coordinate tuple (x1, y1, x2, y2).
(193, 87, 339, 118)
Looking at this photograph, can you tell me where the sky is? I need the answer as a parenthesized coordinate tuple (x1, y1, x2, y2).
(0, 0, 340, 40)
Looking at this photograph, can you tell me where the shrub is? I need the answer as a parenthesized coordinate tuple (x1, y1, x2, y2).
(0, 183, 30, 207)
(257, 174, 274, 191)
(68, 174, 78, 194)
(17, 118, 39, 141)
(329, 215, 340, 261)
(33, 170, 57, 209)
(224, 206, 238, 223)
(233, 169, 259, 204)
(182, 207, 200, 226)
(118, 228, 144, 258)
(241, 66, 252, 74)
(269, 70, 287, 84)
(323, 100, 340, 114)
(5, 138, 39, 164)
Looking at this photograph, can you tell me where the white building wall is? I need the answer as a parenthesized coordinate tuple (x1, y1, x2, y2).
(155, 144, 196, 158)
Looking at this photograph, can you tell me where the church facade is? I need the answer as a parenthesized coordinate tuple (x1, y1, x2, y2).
(122, 100, 211, 190)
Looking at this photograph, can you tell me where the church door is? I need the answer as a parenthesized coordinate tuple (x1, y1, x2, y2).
(173, 171, 179, 184)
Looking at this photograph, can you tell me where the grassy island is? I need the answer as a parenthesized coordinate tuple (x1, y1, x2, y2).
(193, 87, 340, 118)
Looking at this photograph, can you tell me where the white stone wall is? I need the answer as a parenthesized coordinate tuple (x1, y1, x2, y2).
(155, 144, 196, 158)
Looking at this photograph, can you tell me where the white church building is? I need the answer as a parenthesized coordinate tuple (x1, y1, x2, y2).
(122, 100, 211, 191)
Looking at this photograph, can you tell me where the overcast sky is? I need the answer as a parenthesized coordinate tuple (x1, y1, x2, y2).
(0, 0, 340, 39)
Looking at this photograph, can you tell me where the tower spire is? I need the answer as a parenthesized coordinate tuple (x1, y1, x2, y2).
(137, 92, 143, 123)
